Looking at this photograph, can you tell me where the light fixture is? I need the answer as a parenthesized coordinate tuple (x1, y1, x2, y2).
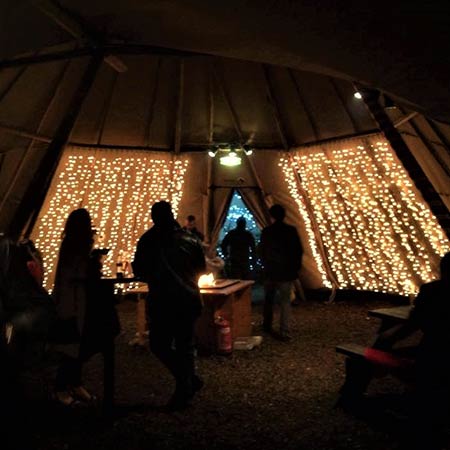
(208, 150, 217, 158)
(354, 91, 362, 99)
(243, 144, 253, 156)
(220, 151, 242, 167)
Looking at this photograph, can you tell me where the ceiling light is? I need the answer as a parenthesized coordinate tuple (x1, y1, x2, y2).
(220, 151, 241, 167)
(208, 150, 217, 158)
(354, 91, 362, 99)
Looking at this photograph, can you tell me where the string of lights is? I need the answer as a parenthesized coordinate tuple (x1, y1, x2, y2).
(281, 139, 450, 295)
(32, 148, 188, 291)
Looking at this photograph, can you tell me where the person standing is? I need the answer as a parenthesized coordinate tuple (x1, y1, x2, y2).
(133, 201, 206, 411)
(259, 204, 303, 341)
(52, 208, 95, 405)
(182, 215, 204, 243)
(220, 217, 256, 279)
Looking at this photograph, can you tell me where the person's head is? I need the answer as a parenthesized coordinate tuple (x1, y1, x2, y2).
(440, 251, 450, 281)
(269, 204, 286, 222)
(185, 215, 196, 230)
(236, 217, 246, 230)
(62, 208, 93, 248)
(151, 201, 175, 227)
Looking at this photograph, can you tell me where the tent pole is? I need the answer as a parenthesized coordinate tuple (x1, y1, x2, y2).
(174, 59, 184, 154)
(8, 54, 103, 240)
(262, 64, 290, 150)
(358, 86, 450, 239)
(144, 58, 162, 147)
(425, 118, 450, 158)
(403, 112, 450, 179)
(0, 61, 71, 215)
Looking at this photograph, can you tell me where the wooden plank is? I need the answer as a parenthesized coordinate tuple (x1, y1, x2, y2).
(367, 306, 412, 322)
(336, 343, 366, 358)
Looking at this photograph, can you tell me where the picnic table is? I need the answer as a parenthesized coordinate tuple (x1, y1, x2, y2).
(368, 305, 412, 348)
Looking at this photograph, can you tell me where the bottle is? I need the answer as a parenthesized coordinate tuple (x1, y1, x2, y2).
(116, 250, 124, 279)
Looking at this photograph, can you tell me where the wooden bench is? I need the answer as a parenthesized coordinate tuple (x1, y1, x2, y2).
(336, 343, 366, 359)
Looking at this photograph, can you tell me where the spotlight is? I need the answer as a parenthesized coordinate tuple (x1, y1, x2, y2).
(208, 149, 217, 158)
(243, 145, 253, 156)
(354, 91, 362, 99)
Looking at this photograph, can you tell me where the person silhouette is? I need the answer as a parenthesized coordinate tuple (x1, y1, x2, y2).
(258, 204, 303, 341)
(220, 217, 256, 280)
(133, 201, 206, 411)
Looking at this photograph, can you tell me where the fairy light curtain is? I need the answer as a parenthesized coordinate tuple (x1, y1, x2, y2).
(31, 147, 188, 290)
(280, 136, 450, 296)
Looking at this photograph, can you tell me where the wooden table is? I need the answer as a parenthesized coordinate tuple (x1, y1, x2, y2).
(128, 280, 255, 354)
(368, 305, 412, 348)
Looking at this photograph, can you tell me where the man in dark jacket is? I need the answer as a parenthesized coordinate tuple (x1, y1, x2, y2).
(133, 201, 206, 410)
(259, 204, 303, 341)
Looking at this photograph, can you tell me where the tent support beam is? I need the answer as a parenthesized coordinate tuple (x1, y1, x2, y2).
(262, 64, 290, 150)
(288, 69, 320, 141)
(174, 59, 184, 154)
(32, 0, 128, 73)
(425, 118, 450, 157)
(329, 77, 360, 133)
(96, 71, 118, 145)
(0, 61, 71, 215)
(213, 63, 244, 143)
(144, 58, 161, 147)
(8, 54, 103, 240)
(358, 86, 450, 238)
(0, 45, 203, 70)
(208, 61, 215, 144)
(394, 111, 419, 128)
(0, 122, 52, 143)
(404, 114, 450, 179)
(0, 66, 28, 104)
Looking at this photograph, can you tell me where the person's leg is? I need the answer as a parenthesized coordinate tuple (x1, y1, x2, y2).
(263, 281, 276, 332)
(171, 313, 200, 407)
(278, 281, 292, 337)
(148, 313, 177, 378)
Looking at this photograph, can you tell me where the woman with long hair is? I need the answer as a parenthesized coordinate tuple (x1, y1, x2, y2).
(53, 208, 94, 406)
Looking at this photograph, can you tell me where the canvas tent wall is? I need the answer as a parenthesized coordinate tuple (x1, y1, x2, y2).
(0, 1, 450, 296)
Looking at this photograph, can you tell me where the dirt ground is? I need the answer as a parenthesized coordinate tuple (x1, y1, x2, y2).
(9, 292, 448, 450)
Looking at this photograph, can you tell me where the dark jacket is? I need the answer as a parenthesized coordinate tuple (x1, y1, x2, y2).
(259, 221, 303, 282)
(133, 223, 206, 315)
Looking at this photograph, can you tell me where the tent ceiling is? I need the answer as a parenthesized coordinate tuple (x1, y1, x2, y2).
(1, 1, 450, 122)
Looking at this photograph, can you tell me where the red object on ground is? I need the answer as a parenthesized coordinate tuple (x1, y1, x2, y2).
(364, 347, 414, 369)
(215, 316, 232, 355)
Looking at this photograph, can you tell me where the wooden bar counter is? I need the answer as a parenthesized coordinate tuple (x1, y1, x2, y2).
(129, 280, 254, 354)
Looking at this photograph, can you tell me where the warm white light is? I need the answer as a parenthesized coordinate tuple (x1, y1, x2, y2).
(244, 149, 253, 156)
(354, 91, 362, 99)
(280, 138, 450, 295)
(208, 150, 216, 158)
(31, 149, 189, 292)
(220, 152, 241, 166)
(198, 272, 215, 287)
